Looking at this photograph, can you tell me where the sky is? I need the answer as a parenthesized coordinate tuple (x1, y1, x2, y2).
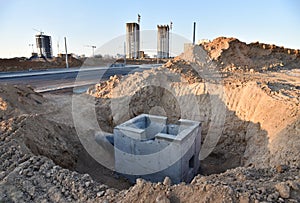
(0, 0, 299, 58)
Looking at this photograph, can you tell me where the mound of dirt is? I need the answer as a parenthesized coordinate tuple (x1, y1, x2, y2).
(0, 85, 80, 170)
(0, 56, 83, 72)
(201, 37, 300, 72)
(0, 84, 45, 121)
(110, 166, 300, 203)
(0, 85, 131, 202)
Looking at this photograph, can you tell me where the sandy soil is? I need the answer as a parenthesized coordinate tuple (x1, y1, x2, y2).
(0, 37, 299, 202)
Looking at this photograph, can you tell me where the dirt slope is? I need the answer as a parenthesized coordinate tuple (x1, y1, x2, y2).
(0, 85, 130, 202)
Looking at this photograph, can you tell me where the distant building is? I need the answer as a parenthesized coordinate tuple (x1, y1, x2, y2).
(157, 25, 169, 59)
(126, 22, 140, 59)
(36, 34, 52, 58)
(139, 51, 145, 59)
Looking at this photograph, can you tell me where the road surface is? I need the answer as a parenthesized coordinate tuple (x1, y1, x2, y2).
(0, 65, 160, 92)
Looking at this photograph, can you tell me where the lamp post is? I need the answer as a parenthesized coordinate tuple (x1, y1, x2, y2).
(65, 37, 69, 69)
(170, 21, 173, 58)
(29, 44, 34, 53)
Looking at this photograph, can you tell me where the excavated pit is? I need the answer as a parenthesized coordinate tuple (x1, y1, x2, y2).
(4, 63, 297, 192)
(93, 85, 269, 177)
(7, 82, 276, 190)
(88, 53, 299, 181)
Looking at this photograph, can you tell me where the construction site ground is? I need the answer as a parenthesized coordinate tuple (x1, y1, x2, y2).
(0, 37, 299, 202)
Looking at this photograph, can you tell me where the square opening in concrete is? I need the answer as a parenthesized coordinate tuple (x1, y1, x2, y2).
(189, 155, 195, 168)
(114, 114, 201, 184)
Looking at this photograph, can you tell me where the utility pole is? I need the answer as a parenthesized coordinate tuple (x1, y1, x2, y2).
(193, 22, 196, 45)
(136, 14, 140, 59)
(64, 37, 69, 69)
(138, 14, 142, 56)
(170, 21, 173, 58)
(91, 45, 96, 57)
(57, 41, 60, 55)
(124, 42, 126, 66)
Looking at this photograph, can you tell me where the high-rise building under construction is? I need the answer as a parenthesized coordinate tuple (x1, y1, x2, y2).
(157, 25, 169, 58)
(36, 34, 53, 58)
(126, 22, 140, 59)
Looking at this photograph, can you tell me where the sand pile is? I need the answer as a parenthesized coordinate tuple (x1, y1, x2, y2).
(110, 166, 300, 202)
(0, 84, 45, 121)
(0, 85, 80, 170)
(201, 37, 300, 72)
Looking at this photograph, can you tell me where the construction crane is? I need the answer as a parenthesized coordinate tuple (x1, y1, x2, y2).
(138, 14, 141, 24)
(32, 28, 44, 35)
(85, 45, 96, 57)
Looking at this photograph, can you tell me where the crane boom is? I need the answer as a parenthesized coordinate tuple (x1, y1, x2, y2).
(32, 28, 44, 35)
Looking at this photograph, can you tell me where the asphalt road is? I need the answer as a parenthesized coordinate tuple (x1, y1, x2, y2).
(0, 65, 157, 92)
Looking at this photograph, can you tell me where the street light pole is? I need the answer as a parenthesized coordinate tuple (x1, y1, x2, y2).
(170, 21, 173, 58)
(92, 46, 96, 57)
(64, 37, 69, 69)
(124, 42, 126, 66)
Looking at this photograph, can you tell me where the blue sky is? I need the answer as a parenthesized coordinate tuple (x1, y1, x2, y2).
(0, 0, 299, 58)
